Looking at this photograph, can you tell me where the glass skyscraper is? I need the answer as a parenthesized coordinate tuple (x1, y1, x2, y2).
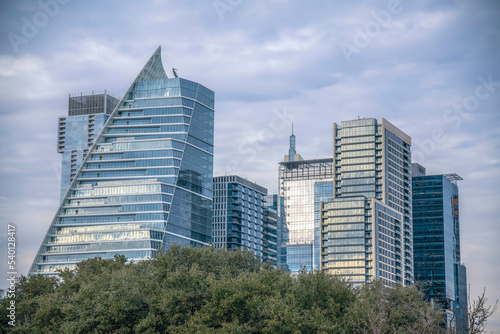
(212, 175, 277, 264)
(412, 163, 467, 331)
(321, 118, 413, 286)
(30, 47, 215, 275)
(58, 92, 119, 200)
(279, 130, 334, 272)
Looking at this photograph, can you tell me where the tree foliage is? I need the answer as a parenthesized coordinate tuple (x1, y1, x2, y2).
(0, 246, 454, 333)
(347, 281, 443, 334)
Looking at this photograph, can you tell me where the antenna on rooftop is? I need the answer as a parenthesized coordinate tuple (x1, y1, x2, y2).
(172, 68, 178, 78)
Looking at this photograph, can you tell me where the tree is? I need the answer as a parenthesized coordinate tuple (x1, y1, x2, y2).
(0, 247, 456, 333)
(449, 287, 499, 334)
(347, 281, 443, 334)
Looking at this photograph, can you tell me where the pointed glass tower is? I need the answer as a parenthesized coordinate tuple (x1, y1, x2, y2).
(288, 125, 296, 161)
(283, 125, 303, 163)
(30, 47, 215, 275)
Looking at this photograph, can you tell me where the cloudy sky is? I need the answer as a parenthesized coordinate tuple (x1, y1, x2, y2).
(1, 0, 499, 329)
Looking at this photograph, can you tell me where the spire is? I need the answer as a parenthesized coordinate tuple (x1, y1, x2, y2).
(134, 46, 168, 82)
(288, 124, 296, 161)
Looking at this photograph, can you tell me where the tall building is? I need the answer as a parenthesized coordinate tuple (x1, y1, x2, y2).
(412, 163, 467, 331)
(263, 194, 281, 265)
(58, 92, 120, 200)
(279, 130, 334, 272)
(212, 175, 277, 264)
(30, 47, 215, 275)
(320, 118, 413, 286)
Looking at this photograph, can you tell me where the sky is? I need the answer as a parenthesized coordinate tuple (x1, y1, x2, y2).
(0, 0, 499, 330)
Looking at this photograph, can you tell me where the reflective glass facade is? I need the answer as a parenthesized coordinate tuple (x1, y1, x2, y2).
(314, 181, 334, 270)
(322, 197, 368, 284)
(321, 197, 404, 286)
(321, 118, 413, 286)
(455, 263, 468, 332)
(212, 176, 270, 261)
(278, 158, 334, 272)
(30, 47, 215, 275)
(413, 171, 467, 330)
(58, 92, 119, 200)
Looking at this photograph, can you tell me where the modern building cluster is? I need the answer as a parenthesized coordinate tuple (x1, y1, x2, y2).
(279, 119, 413, 286)
(30, 46, 467, 327)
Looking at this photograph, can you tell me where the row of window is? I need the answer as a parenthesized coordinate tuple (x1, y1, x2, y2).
(323, 260, 366, 268)
(38, 250, 153, 263)
(57, 213, 168, 224)
(48, 230, 164, 245)
(85, 158, 181, 170)
(322, 223, 365, 232)
(133, 78, 181, 92)
(53, 222, 166, 235)
(129, 87, 181, 99)
(338, 136, 376, 146)
(80, 168, 178, 179)
(324, 245, 365, 253)
(101, 138, 185, 152)
(324, 230, 366, 240)
(322, 252, 365, 261)
(88, 149, 184, 162)
(106, 125, 190, 134)
(42, 240, 162, 254)
(62, 203, 170, 215)
(122, 97, 194, 109)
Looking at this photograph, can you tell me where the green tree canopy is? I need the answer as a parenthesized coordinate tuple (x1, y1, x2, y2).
(1, 246, 447, 333)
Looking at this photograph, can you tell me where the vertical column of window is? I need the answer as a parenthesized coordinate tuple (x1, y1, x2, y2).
(58, 118, 66, 153)
(70, 150, 78, 183)
(375, 130, 383, 199)
(376, 129, 384, 201)
(334, 137, 342, 197)
(365, 200, 373, 283)
(88, 115, 95, 147)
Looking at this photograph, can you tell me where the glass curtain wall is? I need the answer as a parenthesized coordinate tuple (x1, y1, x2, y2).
(30, 47, 214, 275)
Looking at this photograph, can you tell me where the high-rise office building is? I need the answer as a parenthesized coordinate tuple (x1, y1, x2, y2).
(320, 118, 413, 286)
(30, 47, 215, 275)
(279, 131, 334, 272)
(58, 92, 120, 200)
(412, 163, 467, 331)
(212, 175, 277, 264)
(263, 194, 281, 265)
